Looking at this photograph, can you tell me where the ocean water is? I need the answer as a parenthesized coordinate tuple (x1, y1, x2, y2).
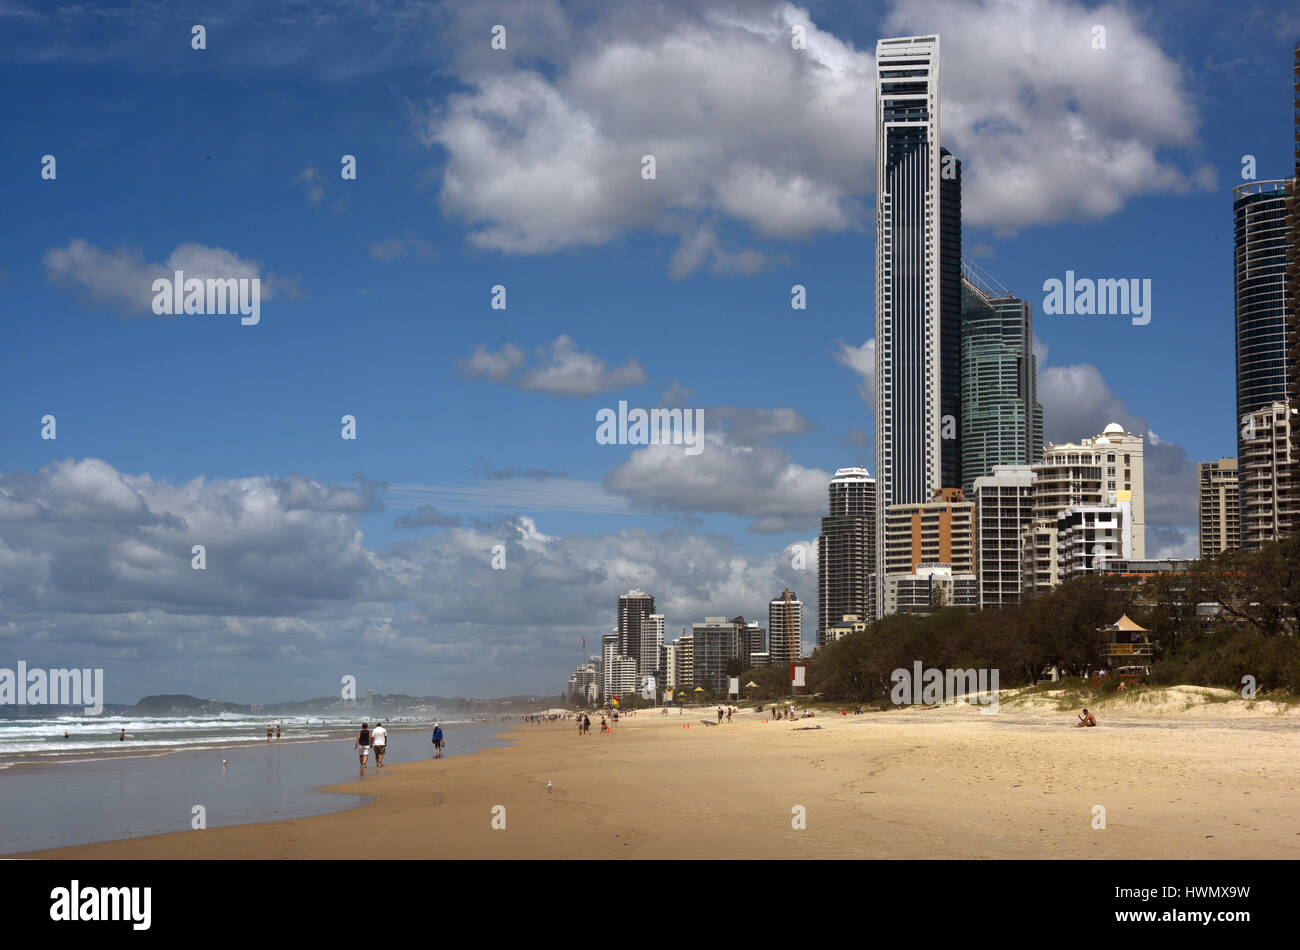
(0, 717, 509, 854)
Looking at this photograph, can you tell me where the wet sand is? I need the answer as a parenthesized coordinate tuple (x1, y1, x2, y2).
(19, 704, 1300, 859)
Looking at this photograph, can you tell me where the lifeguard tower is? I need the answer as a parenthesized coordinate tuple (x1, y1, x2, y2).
(1102, 614, 1153, 688)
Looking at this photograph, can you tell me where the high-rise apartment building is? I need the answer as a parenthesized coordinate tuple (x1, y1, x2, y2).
(661, 642, 677, 691)
(1032, 424, 1145, 557)
(817, 467, 876, 645)
(601, 630, 636, 702)
(1240, 401, 1298, 548)
(874, 35, 962, 616)
(1288, 44, 1300, 419)
(690, 618, 744, 694)
(640, 613, 665, 683)
(972, 464, 1035, 608)
(1235, 180, 1293, 467)
(1020, 423, 1144, 590)
(617, 589, 655, 675)
(674, 633, 694, 691)
(883, 488, 976, 581)
(1197, 457, 1240, 557)
(959, 263, 1043, 494)
(768, 589, 803, 667)
(738, 619, 766, 668)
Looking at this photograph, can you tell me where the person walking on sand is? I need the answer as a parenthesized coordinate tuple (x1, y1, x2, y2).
(432, 723, 444, 758)
(726, 707, 733, 724)
(372, 721, 388, 766)
(354, 722, 372, 771)
(584, 714, 591, 735)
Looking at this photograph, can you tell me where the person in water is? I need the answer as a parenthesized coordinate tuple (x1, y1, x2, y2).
(431, 723, 444, 758)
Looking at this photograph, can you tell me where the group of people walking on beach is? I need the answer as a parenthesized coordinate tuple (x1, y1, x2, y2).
(352, 721, 446, 770)
(352, 721, 388, 770)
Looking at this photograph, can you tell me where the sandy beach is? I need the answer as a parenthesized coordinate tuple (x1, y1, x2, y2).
(19, 691, 1300, 860)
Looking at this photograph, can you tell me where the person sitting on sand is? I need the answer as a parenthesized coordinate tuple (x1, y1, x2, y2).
(1075, 708, 1097, 728)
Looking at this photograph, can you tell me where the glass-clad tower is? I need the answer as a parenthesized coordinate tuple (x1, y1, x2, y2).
(1234, 180, 1291, 461)
(959, 261, 1043, 493)
(874, 34, 961, 615)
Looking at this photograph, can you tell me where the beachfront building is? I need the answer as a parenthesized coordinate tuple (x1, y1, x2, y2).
(884, 564, 978, 615)
(661, 642, 677, 691)
(690, 618, 745, 694)
(601, 631, 636, 703)
(739, 619, 767, 668)
(673, 633, 694, 691)
(874, 34, 963, 618)
(1197, 457, 1241, 557)
(617, 589, 655, 680)
(882, 488, 975, 616)
(566, 661, 599, 706)
(959, 263, 1043, 495)
(768, 589, 804, 667)
(972, 464, 1035, 608)
(817, 467, 877, 644)
(1055, 502, 1134, 581)
(641, 613, 665, 684)
(1033, 424, 1145, 557)
(1240, 401, 1299, 548)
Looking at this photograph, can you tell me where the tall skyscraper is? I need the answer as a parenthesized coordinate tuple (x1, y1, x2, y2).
(617, 589, 654, 673)
(874, 35, 962, 616)
(1285, 43, 1300, 530)
(1197, 457, 1240, 557)
(960, 262, 1043, 494)
(1234, 179, 1292, 463)
(817, 467, 876, 645)
(768, 589, 803, 668)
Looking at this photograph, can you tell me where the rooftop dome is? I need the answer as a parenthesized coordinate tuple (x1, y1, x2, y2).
(1103, 422, 1125, 435)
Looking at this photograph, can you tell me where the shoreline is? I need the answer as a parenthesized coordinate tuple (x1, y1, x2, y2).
(0, 723, 444, 773)
(0, 722, 509, 856)
(16, 703, 1300, 860)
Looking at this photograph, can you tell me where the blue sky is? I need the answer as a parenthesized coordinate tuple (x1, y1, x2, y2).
(2, 0, 1297, 703)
